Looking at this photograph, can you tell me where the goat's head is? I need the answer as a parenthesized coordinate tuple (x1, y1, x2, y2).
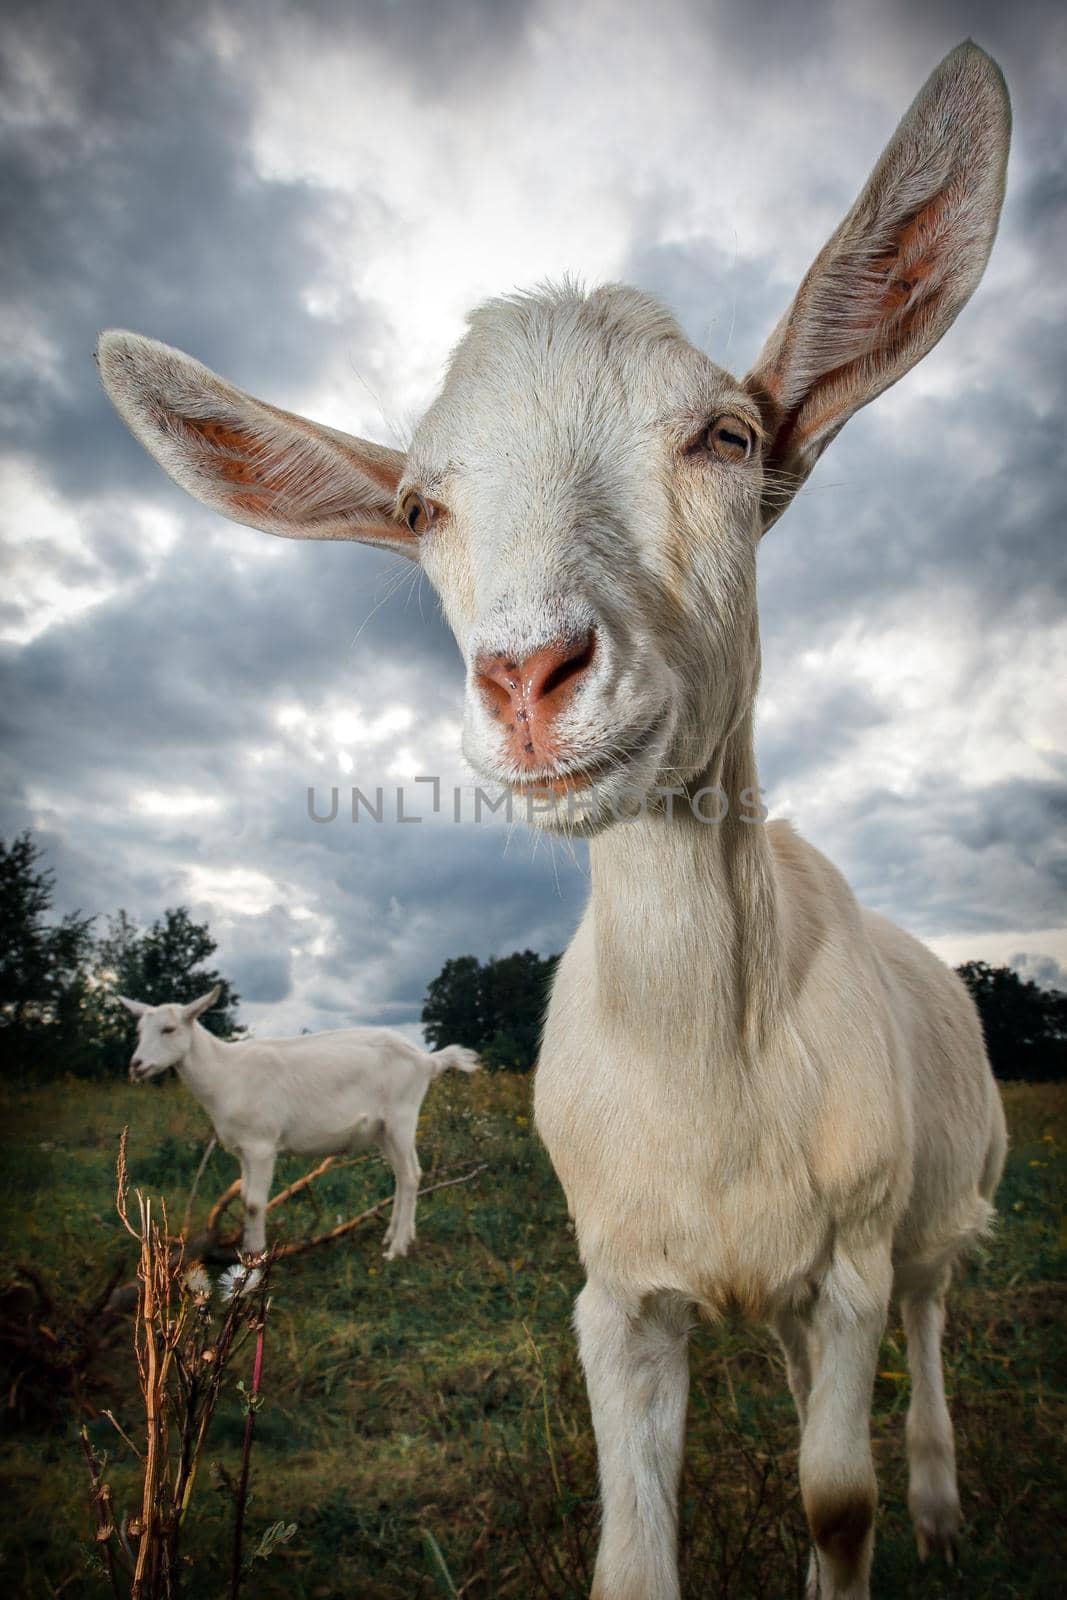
(119, 986, 221, 1080)
(97, 43, 1009, 836)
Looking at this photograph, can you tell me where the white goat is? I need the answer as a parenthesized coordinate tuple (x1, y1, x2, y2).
(120, 987, 479, 1257)
(99, 40, 1010, 1599)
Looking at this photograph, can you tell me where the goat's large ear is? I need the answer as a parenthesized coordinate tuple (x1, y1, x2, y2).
(183, 984, 222, 1022)
(97, 333, 414, 557)
(117, 994, 148, 1018)
(744, 41, 1010, 533)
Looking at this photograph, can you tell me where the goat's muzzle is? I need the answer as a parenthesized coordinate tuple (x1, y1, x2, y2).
(475, 629, 597, 767)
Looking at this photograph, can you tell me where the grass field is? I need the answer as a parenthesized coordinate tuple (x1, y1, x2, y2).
(0, 1072, 1063, 1599)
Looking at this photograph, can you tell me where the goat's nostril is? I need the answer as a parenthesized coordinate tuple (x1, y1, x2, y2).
(540, 632, 596, 701)
(476, 671, 513, 721)
(475, 630, 597, 722)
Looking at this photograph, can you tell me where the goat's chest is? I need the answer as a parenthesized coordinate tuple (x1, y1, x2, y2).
(535, 991, 827, 1315)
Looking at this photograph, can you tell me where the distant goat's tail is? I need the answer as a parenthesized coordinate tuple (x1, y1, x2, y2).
(429, 1044, 481, 1076)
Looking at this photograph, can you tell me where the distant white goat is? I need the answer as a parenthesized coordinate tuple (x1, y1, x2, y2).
(120, 986, 479, 1257)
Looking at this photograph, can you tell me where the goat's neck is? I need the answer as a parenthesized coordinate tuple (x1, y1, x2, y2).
(587, 711, 783, 1057)
(177, 1022, 231, 1119)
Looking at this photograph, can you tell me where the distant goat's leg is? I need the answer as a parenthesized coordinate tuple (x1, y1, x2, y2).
(901, 1269, 961, 1564)
(800, 1245, 892, 1600)
(577, 1281, 691, 1600)
(381, 1127, 398, 1252)
(381, 1126, 420, 1260)
(239, 1147, 276, 1254)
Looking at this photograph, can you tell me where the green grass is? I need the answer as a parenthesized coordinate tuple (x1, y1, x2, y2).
(0, 1074, 1064, 1598)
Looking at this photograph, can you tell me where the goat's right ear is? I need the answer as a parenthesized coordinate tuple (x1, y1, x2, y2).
(744, 41, 1010, 533)
(96, 332, 414, 557)
(117, 995, 148, 1017)
(182, 984, 222, 1023)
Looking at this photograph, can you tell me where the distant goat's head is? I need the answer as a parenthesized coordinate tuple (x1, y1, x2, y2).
(120, 986, 221, 1080)
(98, 43, 1009, 835)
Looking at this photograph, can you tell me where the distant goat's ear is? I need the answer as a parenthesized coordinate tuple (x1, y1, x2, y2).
(117, 994, 148, 1018)
(183, 984, 222, 1022)
(97, 332, 414, 556)
(745, 41, 1010, 533)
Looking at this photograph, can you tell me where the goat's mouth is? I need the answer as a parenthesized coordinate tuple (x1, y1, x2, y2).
(509, 755, 619, 798)
(129, 1064, 163, 1082)
(506, 717, 666, 806)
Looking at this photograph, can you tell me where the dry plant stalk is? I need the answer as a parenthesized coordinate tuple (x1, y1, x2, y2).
(82, 1132, 484, 1593)
(83, 1129, 274, 1600)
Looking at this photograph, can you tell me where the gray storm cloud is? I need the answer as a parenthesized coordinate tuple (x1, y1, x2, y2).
(1, 0, 1064, 1035)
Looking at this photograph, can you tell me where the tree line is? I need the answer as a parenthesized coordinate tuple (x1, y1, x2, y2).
(3, 832, 1064, 1081)
(954, 959, 1067, 1082)
(421, 948, 1066, 1079)
(421, 950, 561, 1072)
(1, 833, 239, 1078)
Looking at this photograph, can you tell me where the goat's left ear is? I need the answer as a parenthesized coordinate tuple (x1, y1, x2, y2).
(745, 41, 1010, 533)
(97, 332, 414, 557)
(183, 984, 222, 1022)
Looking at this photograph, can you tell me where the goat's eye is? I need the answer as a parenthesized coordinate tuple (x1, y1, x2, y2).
(705, 416, 756, 463)
(399, 490, 436, 535)
(160, 1026, 176, 1035)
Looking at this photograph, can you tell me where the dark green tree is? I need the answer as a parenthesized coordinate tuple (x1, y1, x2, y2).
(90, 907, 242, 1074)
(0, 833, 94, 1076)
(479, 951, 561, 1072)
(2, 833, 239, 1078)
(420, 955, 485, 1055)
(956, 961, 1067, 1081)
(422, 949, 560, 1072)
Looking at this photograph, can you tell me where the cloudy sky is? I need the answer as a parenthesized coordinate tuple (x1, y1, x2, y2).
(2, 0, 1064, 1038)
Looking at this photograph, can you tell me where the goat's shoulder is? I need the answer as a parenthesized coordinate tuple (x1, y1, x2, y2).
(766, 820, 872, 997)
(765, 822, 912, 1117)
(767, 818, 861, 916)
(861, 909, 963, 1010)
(861, 908, 991, 1088)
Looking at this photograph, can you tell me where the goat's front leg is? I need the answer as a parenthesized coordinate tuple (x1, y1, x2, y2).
(772, 1307, 818, 1599)
(800, 1242, 892, 1600)
(238, 1146, 276, 1255)
(901, 1268, 961, 1564)
(576, 1280, 691, 1600)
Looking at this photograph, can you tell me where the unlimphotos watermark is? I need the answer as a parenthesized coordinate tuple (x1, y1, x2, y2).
(306, 776, 768, 827)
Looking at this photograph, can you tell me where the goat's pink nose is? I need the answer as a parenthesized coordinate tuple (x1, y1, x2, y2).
(475, 631, 597, 765)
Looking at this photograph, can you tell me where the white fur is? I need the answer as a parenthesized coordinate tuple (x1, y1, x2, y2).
(120, 987, 479, 1258)
(99, 41, 1011, 1598)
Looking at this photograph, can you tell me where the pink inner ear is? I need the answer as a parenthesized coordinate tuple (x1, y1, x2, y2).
(169, 409, 412, 543)
(864, 189, 954, 323)
(176, 415, 277, 515)
(777, 193, 959, 455)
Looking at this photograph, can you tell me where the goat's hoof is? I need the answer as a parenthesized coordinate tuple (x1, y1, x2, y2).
(911, 1495, 962, 1566)
(915, 1528, 960, 1567)
(383, 1240, 412, 1261)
